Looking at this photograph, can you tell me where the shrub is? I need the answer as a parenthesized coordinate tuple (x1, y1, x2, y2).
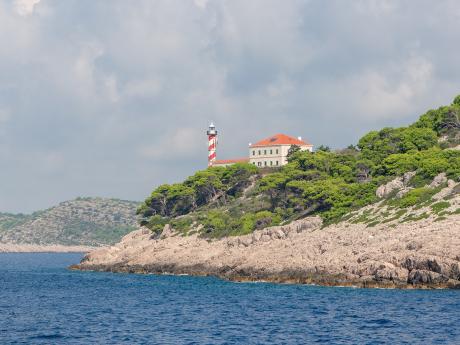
(431, 201, 450, 214)
(170, 216, 193, 234)
(146, 215, 168, 234)
(391, 188, 438, 208)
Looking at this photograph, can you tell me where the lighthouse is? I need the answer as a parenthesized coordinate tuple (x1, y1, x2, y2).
(207, 122, 218, 167)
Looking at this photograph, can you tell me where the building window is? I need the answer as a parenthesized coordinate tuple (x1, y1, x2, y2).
(270, 161, 273, 166)
(264, 161, 267, 166)
(258, 162, 261, 167)
(276, 161, 279, 166)
(252, 150, 255, 156)
(258, 150, 261, 155)
(253, 162, 256, 165)
(276, 149, 279, 154)
(264, 150, 267, 155)
(270, 149, 273, 154)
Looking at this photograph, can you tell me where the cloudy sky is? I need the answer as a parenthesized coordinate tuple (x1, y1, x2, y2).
(1, 0, 460, 213)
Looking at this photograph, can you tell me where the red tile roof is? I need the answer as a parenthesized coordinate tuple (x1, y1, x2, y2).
(250, 134, 312, 147)
(213, 158, 249, 165)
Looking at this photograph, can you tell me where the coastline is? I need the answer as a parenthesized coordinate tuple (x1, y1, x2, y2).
(0, 243, 98, 253)
(70, 262, 460, 289)
(71, 215, 460, 290)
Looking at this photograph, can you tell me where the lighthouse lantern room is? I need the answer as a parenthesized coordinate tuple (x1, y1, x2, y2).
(207, 122, 218, 167)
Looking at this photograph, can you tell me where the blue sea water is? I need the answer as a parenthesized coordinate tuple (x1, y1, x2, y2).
(0, 253, 459, 345)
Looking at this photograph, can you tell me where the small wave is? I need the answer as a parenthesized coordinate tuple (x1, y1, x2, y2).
(29, 334, 65, 340)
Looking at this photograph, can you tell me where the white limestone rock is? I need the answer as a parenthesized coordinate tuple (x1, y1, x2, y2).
(376, 177, 404, 198)
(160, 224, 175, 239)
(429, 173, 447, 188)
(376, 172, 416, 198)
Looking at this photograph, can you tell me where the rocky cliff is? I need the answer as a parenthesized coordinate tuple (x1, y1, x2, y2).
(0, 197, 139, 247)
(73, 177, 460, 289)
(73, 96, 460, 287)
(72, 214, 460, 289)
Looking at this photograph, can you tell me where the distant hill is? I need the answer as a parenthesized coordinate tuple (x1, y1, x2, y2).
(0, 197, 140, 246)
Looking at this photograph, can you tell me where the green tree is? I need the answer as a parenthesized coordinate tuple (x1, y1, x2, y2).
(139, 94, 460, 237)
(258, 172, 290, 209)
(355, 159, 375, 182)
(287, 144, 301, 159)
(316, 145, 331, 152)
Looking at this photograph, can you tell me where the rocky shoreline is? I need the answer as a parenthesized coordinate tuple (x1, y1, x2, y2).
(71, 262, 458, 289)
(71, 214, 460, 289)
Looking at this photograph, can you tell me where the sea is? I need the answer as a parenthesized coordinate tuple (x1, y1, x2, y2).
(0, 253, 459, 345)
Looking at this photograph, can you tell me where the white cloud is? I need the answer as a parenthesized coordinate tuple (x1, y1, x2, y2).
(1, 0, 460, 212)
(194, 0, 209, 9)
(138, 128, 202, 160)
(354, 0, 397, 15)
(13, 0, 41, 16)
(72, 42, 123, 103)
(124, 79, 162, 99)
(104, 76, 119, 103)
(0, 108, 10, 123)
(73, 42, 104, 88)
(354, 57, 434, 119)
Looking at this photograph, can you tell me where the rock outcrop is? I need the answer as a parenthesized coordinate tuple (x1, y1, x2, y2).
(429, 173, 448, 188)
(72, 213, 460, 289)
(376, 172, 416, 198)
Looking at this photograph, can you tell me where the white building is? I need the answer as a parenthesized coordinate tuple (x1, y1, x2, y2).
(249, 134, 313, 167)
(208, 126, 313, 168)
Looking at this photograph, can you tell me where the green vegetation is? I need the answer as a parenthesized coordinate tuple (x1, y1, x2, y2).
(435, 216, 448, 222)
(59, 221, 135, 246)
(367, 220, 380, 228)
(401, 212, 430, 223)
(0, 198, 139, 246)
(0, 213, 30, 232)
(350, 210, 374, 224)
(137, 163, 258, 220)
(138, 96, 460, 237)
(198, 209, 281, 238)
(431, 201, 451, 214)
(388, 187, 439, 209)
(381, 209, 407, 223)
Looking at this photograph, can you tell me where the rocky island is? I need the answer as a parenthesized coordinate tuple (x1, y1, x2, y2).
(73, 175, 460, 289)
(73, 97, 460, 288)
(0, 197, 139, 252)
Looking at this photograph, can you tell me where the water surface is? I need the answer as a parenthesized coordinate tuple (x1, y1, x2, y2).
(1, 253, 459, 344)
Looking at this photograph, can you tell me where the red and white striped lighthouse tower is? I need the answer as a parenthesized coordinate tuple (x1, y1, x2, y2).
(207, 122, 218, 167)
